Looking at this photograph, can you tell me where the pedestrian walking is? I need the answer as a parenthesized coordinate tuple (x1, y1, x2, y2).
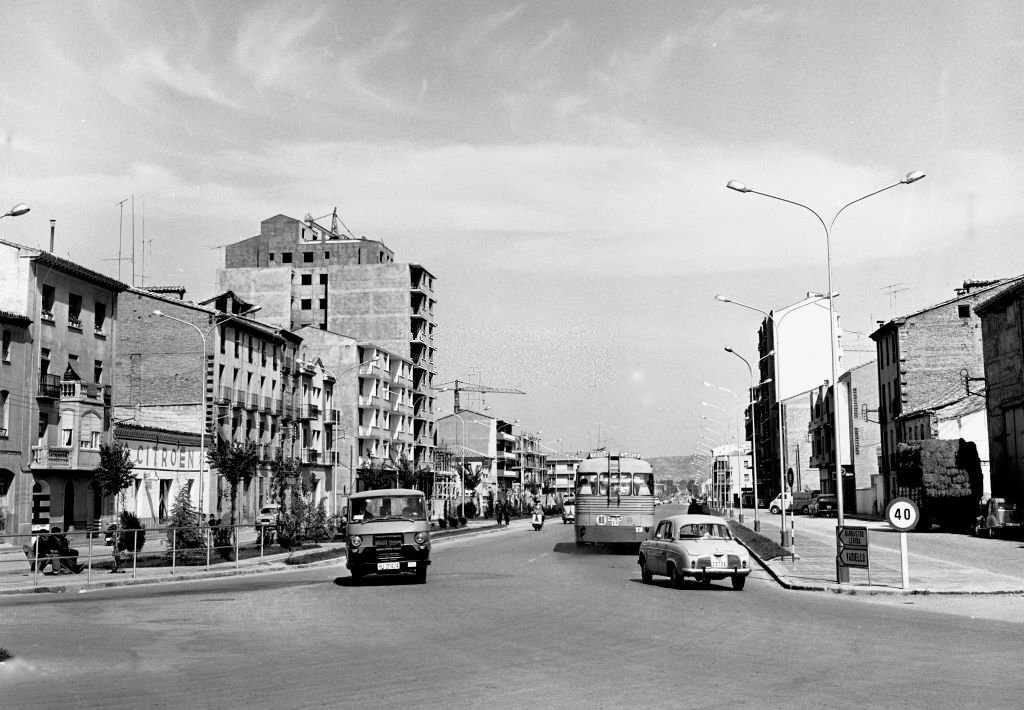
(503, 502, 511, 527)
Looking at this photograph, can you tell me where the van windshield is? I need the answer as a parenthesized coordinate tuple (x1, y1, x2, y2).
(350, 495, 426, 522)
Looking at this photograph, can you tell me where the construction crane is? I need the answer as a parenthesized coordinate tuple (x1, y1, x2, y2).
(434, 379, 525, 413)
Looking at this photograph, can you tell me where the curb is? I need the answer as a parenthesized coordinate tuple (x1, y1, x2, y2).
(736, 536, 1024, 596)
(0, 520, 508, 597)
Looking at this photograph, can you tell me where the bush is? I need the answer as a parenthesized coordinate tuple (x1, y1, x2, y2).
(437, 518, 448, 529)
(117, 511, 146, 553)
(306, 499, 330, 541)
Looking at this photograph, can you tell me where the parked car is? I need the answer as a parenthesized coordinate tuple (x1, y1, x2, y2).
(256, 504, 280, 527)
(768, 490, 820, 514)
(809, 494, 838, 517)
(974, 497, 1021, 538)
(637, 514, 751, 590)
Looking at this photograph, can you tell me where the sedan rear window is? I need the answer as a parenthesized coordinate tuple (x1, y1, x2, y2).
(677, 523, 732, 540)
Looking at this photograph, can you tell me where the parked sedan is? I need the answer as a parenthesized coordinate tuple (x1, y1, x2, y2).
(638, 514, 750, 590)
(809, 494, 838, 517)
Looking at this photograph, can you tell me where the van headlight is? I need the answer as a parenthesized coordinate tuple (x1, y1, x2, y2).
(348, 535, 362, 548)
(414, 532, 428, 546)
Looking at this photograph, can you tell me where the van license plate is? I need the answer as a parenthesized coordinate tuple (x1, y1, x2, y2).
(377, 562, 401, 570)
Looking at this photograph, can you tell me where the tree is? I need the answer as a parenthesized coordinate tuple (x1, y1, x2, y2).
(95, 442, 135, 510)
(358, 459, 398, 491)
(206, 440, 259, 527)
(166, 481, 203, 552)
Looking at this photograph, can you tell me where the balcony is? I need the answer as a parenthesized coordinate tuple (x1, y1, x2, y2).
(59, 380, 105, 403)
(31, 446, 101, 470)
(217, 386, 233, 405)
(301, 448, 320, 464)
(245, 392, 260, 411)
(37, 374, 61, 399)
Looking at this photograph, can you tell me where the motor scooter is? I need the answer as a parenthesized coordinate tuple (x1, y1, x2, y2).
(532, 509, 544, 531)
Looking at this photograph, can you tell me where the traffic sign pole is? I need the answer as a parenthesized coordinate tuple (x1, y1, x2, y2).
(885, 497, 920, 590)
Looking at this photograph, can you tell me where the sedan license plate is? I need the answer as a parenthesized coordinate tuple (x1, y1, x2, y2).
(711, 557, 728, 569)
(377, 561, 401, 571)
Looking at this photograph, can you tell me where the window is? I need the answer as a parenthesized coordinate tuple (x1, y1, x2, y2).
(40, 348, 50, 377)
(301, 299, 312, 310)
(854, 428, 861, 455)
(851, 388, 859, 418)
(303, 252, 313, 263)
(0, 390, 8, 437)
(958, 304, 971, 318)
(281, 252, 293, 264)
(323, 252, 330, 261)
(94, 302, 106, 334)
(318, 298, 327, 310)
(301, 273, 312, 285)
(68, 293, 82, 328)
(94, 360, 103, 384)
(269, 252, 275, 262)
(41, 285, 55, 320)
(319, 273, 328, 284)
(233, 328, 240, 357)
(1, 329, 10, 362)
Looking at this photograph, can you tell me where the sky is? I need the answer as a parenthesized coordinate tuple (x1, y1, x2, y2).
(2, 1, 1024, 459)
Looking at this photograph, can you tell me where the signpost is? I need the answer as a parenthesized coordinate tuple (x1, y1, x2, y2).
(886, 497, 920, 589)
(836, 525, 869, 580)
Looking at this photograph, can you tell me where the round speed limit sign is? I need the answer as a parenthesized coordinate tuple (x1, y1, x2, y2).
(886, 497, 920, 531)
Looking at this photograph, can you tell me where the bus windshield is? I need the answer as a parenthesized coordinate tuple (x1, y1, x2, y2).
(577, 472, 653, 496)
(350, 495, 426, 521)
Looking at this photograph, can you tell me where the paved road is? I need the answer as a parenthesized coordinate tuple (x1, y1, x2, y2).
(1, 519, 1021, 709)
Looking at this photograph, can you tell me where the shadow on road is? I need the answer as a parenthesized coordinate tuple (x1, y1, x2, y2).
(552, 542, 639, 556)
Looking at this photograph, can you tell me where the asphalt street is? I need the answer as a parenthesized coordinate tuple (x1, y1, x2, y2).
(1, 517, 1022, 709)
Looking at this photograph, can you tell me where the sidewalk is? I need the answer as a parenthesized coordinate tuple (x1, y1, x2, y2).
(0, 517, 518, 596)
(729, 508, 1024, 595)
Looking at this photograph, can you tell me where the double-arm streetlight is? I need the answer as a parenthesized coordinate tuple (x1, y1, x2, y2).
(727, 170, 925, 581)
(716, 292, 830, 548)
(154, 306, 261, 517)
(702, 385, 744, 522)
(700, 410, 732, 511)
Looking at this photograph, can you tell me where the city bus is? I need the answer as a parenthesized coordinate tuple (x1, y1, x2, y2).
(574, 452, 656, 550)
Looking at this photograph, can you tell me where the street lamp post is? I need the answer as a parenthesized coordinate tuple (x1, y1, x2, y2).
(727, 170, 925, 582)
(723, 348, 765, 533)
(716, 292, 831, 548)
(154, 307, 261, 517)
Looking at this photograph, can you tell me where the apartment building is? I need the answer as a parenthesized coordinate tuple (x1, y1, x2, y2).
(0, 308, 31, 532)
(807, 361, 881, 511)
(218, 213, 438, 475)
(871, 278, 1021, 502)
(974, 279, 1024, 504)
(544, 451, 582, 499)
(0, 239, 126, 533)
(116, 288, 303, 521)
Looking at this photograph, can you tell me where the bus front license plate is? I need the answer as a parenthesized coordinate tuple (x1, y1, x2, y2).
(377, 562, 401, 571)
